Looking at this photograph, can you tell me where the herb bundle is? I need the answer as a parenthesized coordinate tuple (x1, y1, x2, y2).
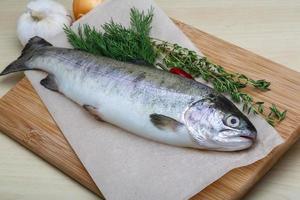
(64, 8, 286, 126)
(64, 8, 157, 65)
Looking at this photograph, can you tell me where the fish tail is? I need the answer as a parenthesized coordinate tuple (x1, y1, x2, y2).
(0, 36, 52, 76)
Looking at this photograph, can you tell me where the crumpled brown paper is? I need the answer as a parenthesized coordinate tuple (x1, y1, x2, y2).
(25, 0, 283, 199)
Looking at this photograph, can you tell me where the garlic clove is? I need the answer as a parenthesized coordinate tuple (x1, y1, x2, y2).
(27, 0, 69, 17)
(30, 10, 48, 21)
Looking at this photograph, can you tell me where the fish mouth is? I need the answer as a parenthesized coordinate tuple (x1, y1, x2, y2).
(220, 129, 256, 142)
(218, 129, 257, 150)
(210, 135, 254, 151)
(192, 129, 257, 151)
(239, 135, 256, 141)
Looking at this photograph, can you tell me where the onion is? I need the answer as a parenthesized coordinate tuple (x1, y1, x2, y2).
(73, 0, 104, 20)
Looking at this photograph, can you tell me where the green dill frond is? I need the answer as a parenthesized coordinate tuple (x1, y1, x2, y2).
(64, 7, 157, 65)
(130, 7, 154, 36)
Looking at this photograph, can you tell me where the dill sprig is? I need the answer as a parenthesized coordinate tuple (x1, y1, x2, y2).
(64, 7, 287, 126)
(63, 7, 157, 65)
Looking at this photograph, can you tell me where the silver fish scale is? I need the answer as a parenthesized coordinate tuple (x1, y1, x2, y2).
(37, 47, 215, 120)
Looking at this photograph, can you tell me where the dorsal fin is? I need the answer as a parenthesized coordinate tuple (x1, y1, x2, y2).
(19, 36, 53, 58)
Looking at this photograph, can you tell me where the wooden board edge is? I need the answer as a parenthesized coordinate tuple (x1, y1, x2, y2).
(0, 78, 104, 199)
(174, 19, 300, 76)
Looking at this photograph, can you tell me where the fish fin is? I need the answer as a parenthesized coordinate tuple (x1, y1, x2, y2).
(0, 36, 52, 76)
(0, 59, 29, 76)
(83, 105, 104, 122)
(20, 36, 52, 58)
(40, 74, 58, 92)
(150, 114, 184, 131)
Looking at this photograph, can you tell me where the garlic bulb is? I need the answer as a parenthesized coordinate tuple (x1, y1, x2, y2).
(17, 0, 72, 46)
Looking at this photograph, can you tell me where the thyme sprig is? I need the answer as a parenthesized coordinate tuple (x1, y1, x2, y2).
(153, 40, 286, 126)
(64, 7, 287, 126)
(153, 40, 271, 91)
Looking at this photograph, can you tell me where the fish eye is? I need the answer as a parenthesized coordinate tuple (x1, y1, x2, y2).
(224, 115, 240, 128)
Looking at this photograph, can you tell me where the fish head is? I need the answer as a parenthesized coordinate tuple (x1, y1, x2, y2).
(184, 94, 257, 151)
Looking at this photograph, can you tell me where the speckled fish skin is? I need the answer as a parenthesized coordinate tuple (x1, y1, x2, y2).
(0, 37, 257, 151)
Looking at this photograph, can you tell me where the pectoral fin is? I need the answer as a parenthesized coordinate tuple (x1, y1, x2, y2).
(40, 74, 58, 92)
(83, 105, 104, 122)
(150, 114, 184, 131)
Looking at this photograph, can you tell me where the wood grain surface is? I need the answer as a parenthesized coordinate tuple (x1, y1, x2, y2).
(0, 20, 299, 200)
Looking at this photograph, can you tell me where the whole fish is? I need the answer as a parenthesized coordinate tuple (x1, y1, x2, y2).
(0, 37, 257, 151)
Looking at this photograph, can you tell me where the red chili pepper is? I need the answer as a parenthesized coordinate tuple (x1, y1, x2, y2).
(169, 67, 194, 80)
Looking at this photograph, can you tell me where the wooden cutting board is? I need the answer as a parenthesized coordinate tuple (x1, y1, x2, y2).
(0, 21, 300, 200)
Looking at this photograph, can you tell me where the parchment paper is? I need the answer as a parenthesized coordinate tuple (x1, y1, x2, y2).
(25, 0, 283, 199)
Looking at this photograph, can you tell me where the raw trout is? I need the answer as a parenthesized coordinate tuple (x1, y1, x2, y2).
(0, 37, 257, 151)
